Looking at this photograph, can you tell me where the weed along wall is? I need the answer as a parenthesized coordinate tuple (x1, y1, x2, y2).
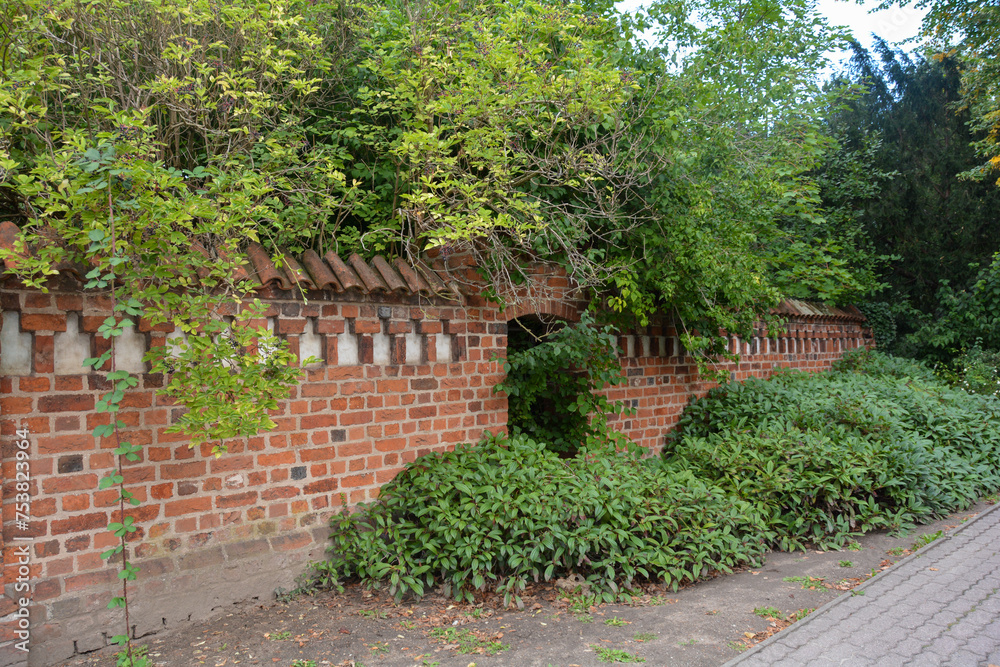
(0, 247, 870, 666)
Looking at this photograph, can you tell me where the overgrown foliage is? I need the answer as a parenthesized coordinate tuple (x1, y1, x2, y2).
(665, 349, 1000, 549)
(819, 40, 1000, 329)
(0, 1, 315, 658)
(313, 434, 770, 607)
(318, 350, 1000, 603)
(888, 0, 1000, 184)
(935, 346, 1000, 397)
(494, 313, 631, 455)
(906, 252, 1000, 362)
(1, 0, 887, 374)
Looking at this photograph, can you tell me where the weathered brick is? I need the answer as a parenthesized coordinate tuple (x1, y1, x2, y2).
(160, 461, 206, 479)
(19, 377, 51, 392)
(38, 394, 94, 413)
(216, 491, 258, 509)
(50, 512, 108, 535)
(20, 313, 67, 331)
(165, 497, 212, 517)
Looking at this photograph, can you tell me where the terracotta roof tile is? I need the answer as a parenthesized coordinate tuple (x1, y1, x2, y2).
(372, 255, 409, 292)
(217, 245, 252, 285)
(0, 222, 466, 300)
(301, 250, 341, 291)
(349, 253, 390, 293)
(280, 254, 316, 291)
(246, 243, 284, 288)
(414, 259, 454, 297)
(0, 220, 865, 314)
(773, 299, 866, 322)
(324, 252, 364, 291)
(393, 258, 432, 296)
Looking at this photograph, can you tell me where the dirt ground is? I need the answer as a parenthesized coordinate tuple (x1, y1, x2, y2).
(59, 500, 994, 667)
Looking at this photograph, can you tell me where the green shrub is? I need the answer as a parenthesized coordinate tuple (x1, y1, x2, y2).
(313, 434, 769, 606)
(665, 352, 1000, 549)
(939, 346, 1000, 397)
(495, 313, 631, 455)
(857, 302, 897, 352)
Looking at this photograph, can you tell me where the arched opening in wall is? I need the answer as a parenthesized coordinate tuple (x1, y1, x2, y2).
(503, 314, 595, 457)
(507, 314, 564, 356)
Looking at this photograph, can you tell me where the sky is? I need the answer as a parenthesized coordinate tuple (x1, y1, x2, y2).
(615, 0, 930, 74)
(817, 0, 928, 68)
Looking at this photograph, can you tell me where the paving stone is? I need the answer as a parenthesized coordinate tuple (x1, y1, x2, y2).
(927, 634, 965, 656)
(945, 648, 983, 666)
(874, 654, 907, 667)
(905, 653, 945, 667)
(725, 504, 1000, 667)
(963, 635, 996, 654)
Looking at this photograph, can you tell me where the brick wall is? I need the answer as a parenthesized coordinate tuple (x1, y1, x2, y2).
(0, 268, 870, 666)
(603, 317, 871, 450)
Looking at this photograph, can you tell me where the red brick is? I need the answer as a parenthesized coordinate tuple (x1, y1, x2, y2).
(303, 478, 337, 494)
(54, 415, 81, 431)
(377, 379, 409, 393)
(35, 335, 54, 373)
(149, 482, 174, 500)
(38, 394, 94, 413)
(354, 319, 381, 334)
(341, 473, 374, 488)
(62, 494, 90, 512)
(19, 377, 50, 392)
(160, 461, 206, 479)
(29, 498, 57, 517)
(208, 454, 253, 473)
(297, 446, 335, 462)
(375, 438, 406, 452)
(42, 473, 98, 494)
(65, 569, 115, 592)
(341, 380, 375, 395)
(65, 535, 90, 553)
(216, 491, 257, 509)
(20, 313, 66, 331)
(301, 414, 337, 429)
(165, 497, 212, 517)
(257, 451, 296, 466)
(262, 486, 299, 501)
(301, 383, 338, 397)
(56, 294, 84, 310)
(51, 512, 108, 535)
(34, 540, 60, 558)
(24, 293, 53, 309)
(341, 411, 372, 425)
(0, 397, 32, 414)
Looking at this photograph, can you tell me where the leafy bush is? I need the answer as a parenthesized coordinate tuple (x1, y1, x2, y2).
(494, 313, 631, 455)
(857, 302, 897, 351)
(315, 350, 999, 603)
(665, 351, 1000, 548)
(313, 435, 769, 606)
(906, 252, 1000, 364)
(938, 346, 1000, 397)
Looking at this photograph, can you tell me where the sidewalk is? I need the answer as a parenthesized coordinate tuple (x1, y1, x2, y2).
(725, 501, 1000, 667)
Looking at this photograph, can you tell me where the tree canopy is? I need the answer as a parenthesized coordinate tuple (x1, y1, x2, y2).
(819, 39, 1000, 316)
(887, 0, 1000, 184)
(1, 0, 882, 370)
